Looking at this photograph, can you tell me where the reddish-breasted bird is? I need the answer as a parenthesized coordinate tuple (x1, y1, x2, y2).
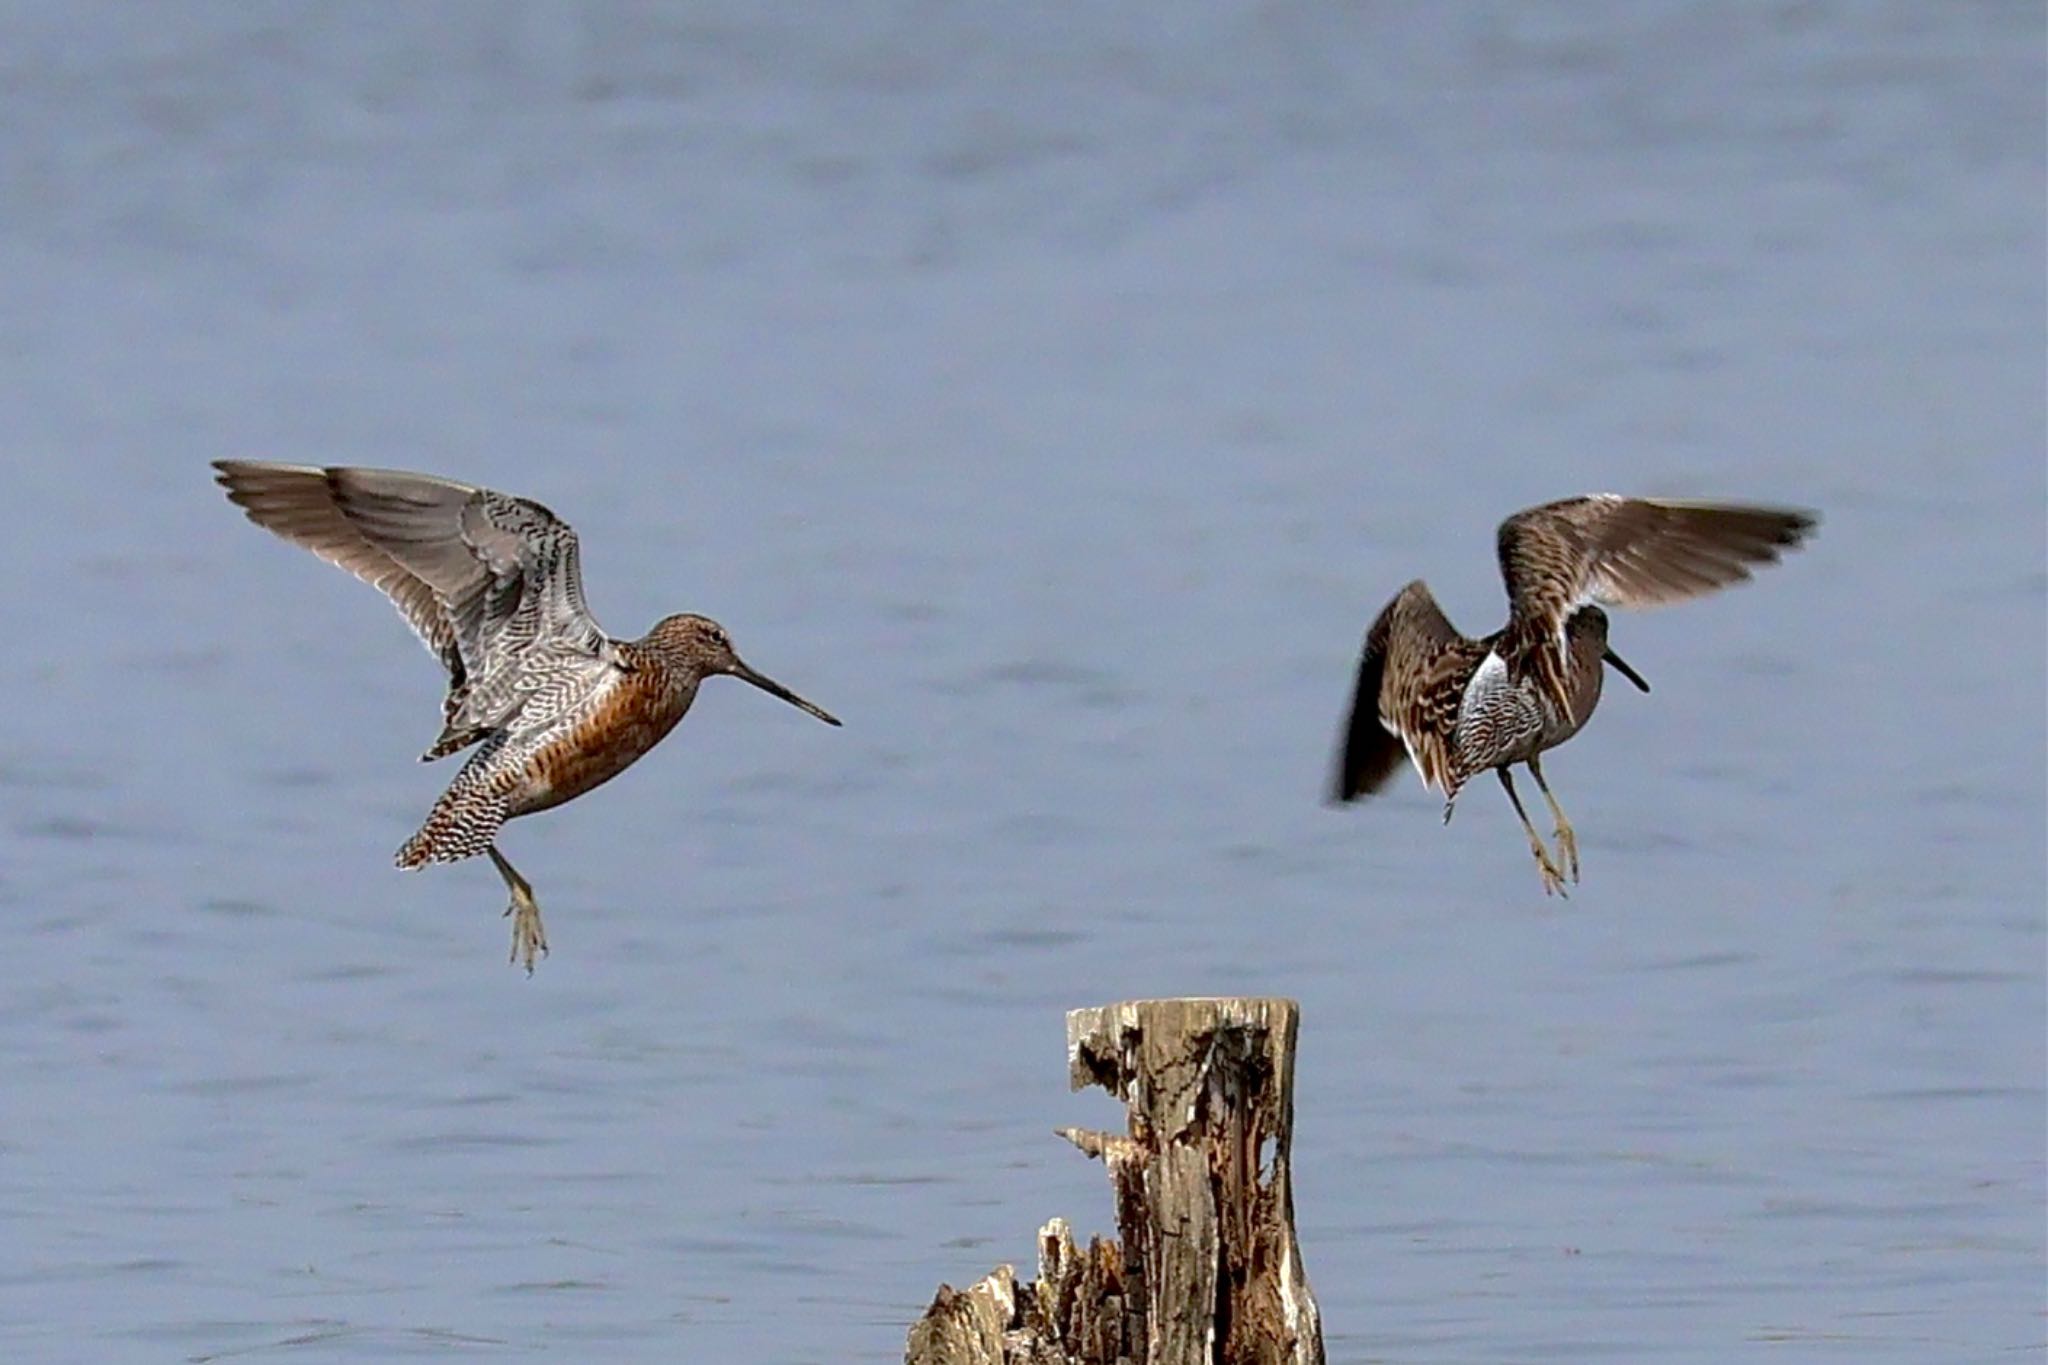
(214, 461, 840, 970)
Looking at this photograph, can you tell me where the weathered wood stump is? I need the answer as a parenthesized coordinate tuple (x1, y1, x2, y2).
(905, 998, 1323, 1365)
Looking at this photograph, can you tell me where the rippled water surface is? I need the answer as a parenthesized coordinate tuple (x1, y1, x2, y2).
(0, 5, 2041, 1362)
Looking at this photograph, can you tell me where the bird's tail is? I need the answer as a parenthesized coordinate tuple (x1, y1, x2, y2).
(396, 777, 508, 868)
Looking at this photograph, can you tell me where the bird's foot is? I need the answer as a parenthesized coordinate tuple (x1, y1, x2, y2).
(1553, 822, 1580, 884)
(1527, 838, 1570, 898)
(504, 887, 549, 975)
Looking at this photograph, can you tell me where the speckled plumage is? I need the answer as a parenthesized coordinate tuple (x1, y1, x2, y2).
(213, 461, 840, 970)
(1332, 494, 1815, 894)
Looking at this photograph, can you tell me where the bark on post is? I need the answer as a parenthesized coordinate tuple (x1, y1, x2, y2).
(905, 998, 1323, 1365)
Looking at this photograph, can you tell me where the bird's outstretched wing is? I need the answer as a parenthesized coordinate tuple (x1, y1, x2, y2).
(1332, 579, 1482, 801)
(213, 461, 615, 754)
(1496, 495, 1815, 719)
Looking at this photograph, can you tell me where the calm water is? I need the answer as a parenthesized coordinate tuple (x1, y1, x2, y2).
(0, 5, 2041, 1362)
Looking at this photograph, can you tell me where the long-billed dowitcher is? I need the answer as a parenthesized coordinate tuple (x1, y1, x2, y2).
(1330, 495, 1815, 894)
(213, 461, 841, 971)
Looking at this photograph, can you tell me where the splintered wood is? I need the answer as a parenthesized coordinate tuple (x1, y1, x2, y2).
(905, 998, 1324, 1365)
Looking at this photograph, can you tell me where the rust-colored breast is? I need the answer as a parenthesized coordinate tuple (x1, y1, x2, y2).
(508, 664, 693, 818)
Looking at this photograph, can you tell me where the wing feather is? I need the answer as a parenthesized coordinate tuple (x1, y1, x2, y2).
(1332, 580, 1480, 801)
(212, 460, 458, 669)
(213, 460, 612, 753)
(1497, 495, 1815, 718)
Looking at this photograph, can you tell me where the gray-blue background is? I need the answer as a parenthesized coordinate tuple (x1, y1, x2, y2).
(1, 4, 2040, 1362)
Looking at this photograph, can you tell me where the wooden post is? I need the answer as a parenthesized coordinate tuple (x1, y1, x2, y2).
(906, 998, 1324, 1365)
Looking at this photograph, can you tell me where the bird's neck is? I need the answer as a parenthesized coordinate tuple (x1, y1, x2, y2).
(622, 638, 707, 708)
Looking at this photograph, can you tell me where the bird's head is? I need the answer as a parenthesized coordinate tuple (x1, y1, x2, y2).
(1566, 605, 1611, 644)
(648, 614, 842, 726)
(1566, 609, 1650, 695)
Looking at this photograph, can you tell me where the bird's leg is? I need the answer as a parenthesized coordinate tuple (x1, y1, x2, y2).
(486, 845, 548, 975)
(1526, 755, 1579, 884)
(1497, 768, 1568, 897)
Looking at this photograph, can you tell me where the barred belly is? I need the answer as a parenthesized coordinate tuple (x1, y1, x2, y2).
(1452, 651, 1547, 777)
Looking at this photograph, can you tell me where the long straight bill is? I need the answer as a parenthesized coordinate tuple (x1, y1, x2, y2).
(1602, 647, 1650, 693)
(732, 660, 842, 726)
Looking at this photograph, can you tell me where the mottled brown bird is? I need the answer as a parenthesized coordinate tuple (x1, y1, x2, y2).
(1331, 495, 1815, 894)
(214, 461, 840, 970)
